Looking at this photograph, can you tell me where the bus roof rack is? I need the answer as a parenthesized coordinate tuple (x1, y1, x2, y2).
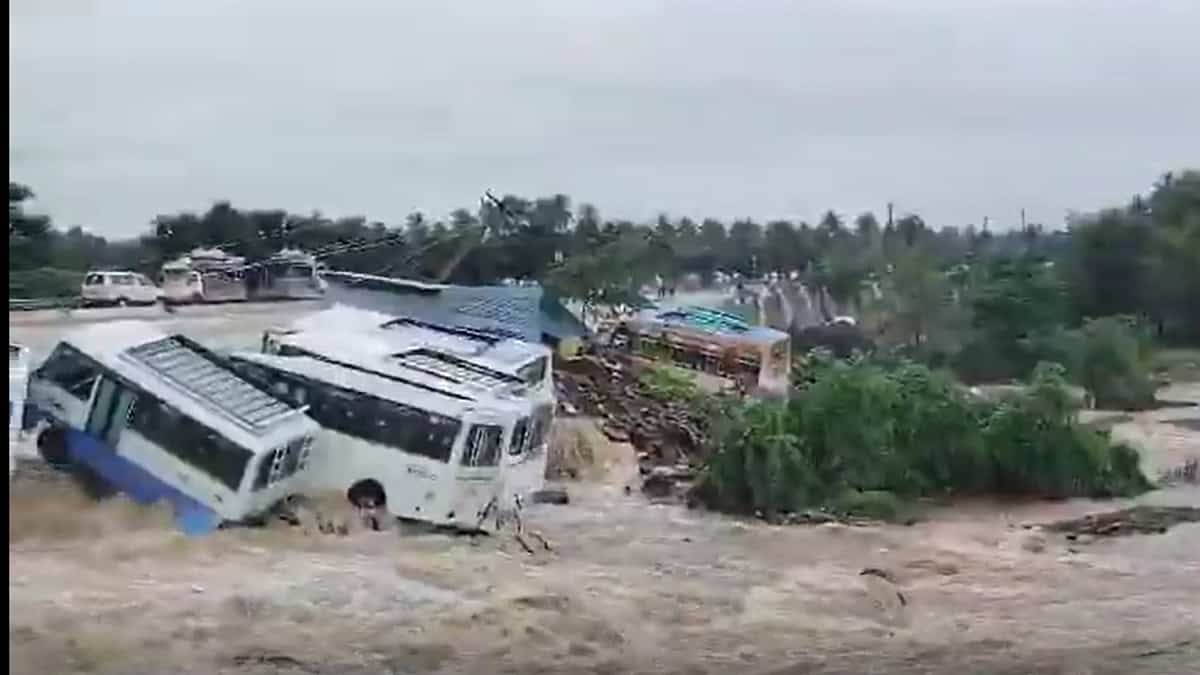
(380, 316, 505, 345)
(391, 349, 522, 389)
(124, 336, 297, 432)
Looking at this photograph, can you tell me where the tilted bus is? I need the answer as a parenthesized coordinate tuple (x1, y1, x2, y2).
(24, 321, 319, 534)
(268, 306, 556, 500)
(246, 305, 555, 524)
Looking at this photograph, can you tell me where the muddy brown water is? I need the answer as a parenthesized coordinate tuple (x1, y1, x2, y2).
(9, 310, 1200, 675)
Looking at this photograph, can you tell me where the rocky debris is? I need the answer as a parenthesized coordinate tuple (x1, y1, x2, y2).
(531, 488, 570, 505)
(556, 352, 714, 500)
(860, 567, 897, 584)
(641, 467, 678, 500)
(1042, 506, 1200, 539)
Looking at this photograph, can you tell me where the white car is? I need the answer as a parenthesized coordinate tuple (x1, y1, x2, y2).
(80, 271, 163, 307)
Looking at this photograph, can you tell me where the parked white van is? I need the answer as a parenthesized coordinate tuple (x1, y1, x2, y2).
(81, 271, 163, 307)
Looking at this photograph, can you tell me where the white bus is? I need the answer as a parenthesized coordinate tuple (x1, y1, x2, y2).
(246, 306, 556, 526)
(24, 321, 319, 534)
(10, 343, 30, 478)
(248, 249, 327, 301)
(161, 248, 249, 304)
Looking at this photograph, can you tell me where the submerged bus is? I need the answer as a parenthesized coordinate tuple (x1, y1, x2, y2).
(24, 322, 319, 534)
(616, 305, 791, 399)
(10, 343, 30, 478)
(246, 305, 556, 526)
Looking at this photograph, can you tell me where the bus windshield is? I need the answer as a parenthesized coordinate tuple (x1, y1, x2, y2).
(516, 356, 548, 387)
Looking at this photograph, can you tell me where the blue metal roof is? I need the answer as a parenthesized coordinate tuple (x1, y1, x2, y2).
(636, 304, 788, 346)
(324, 277, 584, 344)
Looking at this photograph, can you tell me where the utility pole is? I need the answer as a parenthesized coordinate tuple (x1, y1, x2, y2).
(1020, 208, 1027, 231)
(886, 202, 894, 229)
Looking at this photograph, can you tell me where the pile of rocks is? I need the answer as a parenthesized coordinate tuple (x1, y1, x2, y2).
(1043, 505, 1200, 540)
(555, 353, 713, 499)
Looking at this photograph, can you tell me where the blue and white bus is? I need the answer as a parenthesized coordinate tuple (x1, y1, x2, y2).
(24, 321, 319, 534)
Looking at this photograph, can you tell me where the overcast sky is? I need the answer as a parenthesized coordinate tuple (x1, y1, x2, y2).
(9, 0, 1200, 238)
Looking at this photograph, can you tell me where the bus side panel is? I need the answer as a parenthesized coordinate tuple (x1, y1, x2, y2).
(63, 428, 222, 536)
(304, 429, 455, 523)
(501, 447, 548, 504)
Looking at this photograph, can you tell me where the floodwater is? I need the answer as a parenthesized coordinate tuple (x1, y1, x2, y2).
(8, 306, 1200, 675)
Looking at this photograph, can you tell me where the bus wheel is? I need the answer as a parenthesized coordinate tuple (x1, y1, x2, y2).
(73, 466, 118, 500)
(36, 427, 71, 467)
(347, 479, 387, 509)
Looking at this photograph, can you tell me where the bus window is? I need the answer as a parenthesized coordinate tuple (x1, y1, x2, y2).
(293, 375, 458, 463)
(462, 424, 502, 467)
(38, 345, 102, 401)
(509, 417, 530, 455)
(517, 357, 547, 387)
(252, 436, 308, 490)
(375, 399, 458, 463)
(128, 394, 252, 491)
(530, 405, 553, 449)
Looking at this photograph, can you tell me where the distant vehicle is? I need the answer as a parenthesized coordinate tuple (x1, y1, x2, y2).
(616, 305, 792, 399)
(248, 249, 327, 301)
(160, 248, 248, 304)
(24, 321, 319, 534)
(159, 259, 203, 304)
(80, 270, 163, 307)
(248, 305, 556, 526)
(10, 343, 30, 478)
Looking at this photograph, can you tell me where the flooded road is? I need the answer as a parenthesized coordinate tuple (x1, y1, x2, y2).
(8, 308, 1200, 675)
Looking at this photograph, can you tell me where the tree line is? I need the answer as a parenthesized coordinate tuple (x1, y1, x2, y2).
(9, 170, 1199, 347)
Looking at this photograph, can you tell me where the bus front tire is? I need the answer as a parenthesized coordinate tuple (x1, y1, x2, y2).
(36, 427, 70, 467)
(347, 479, 387, 509)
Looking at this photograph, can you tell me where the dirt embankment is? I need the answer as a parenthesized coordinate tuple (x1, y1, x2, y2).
(555, 353, 715, 498)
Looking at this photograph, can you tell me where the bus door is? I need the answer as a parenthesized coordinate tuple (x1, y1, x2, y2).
(456, 411, 506, 524)
(500, 405, 551, 503)
(85, 376, 136, 448)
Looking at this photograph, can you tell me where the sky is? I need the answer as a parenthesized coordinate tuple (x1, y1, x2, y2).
(9, 0, 1200, 238)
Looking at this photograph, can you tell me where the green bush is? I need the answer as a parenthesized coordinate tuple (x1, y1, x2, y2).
(981, 363, 1150, 497)
(1059, 316, 1159, 410)
(9, 268, 85, 298)
(639, 364, 703, 403)
(693, 358, 1151, 520)
(830, 489, 902, 520)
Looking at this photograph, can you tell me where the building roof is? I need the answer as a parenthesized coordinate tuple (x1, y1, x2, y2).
(323, 275, 587, 343)
(629, 304, 788, 346)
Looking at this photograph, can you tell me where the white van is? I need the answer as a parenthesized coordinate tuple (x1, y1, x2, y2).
(81, 271, 163, 307)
